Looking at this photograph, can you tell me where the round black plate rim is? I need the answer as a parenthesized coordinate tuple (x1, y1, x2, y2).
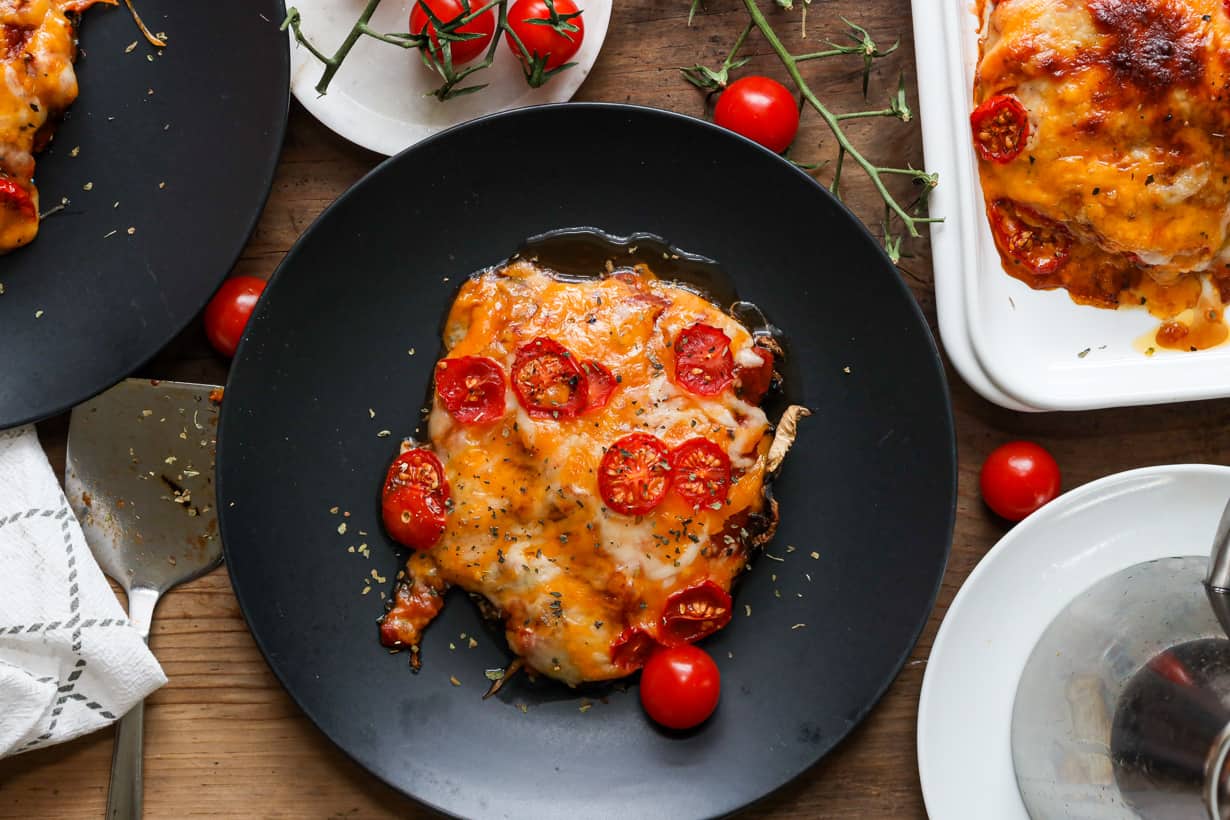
(218, 101, 957, 818)
(0, 2, 291, 430)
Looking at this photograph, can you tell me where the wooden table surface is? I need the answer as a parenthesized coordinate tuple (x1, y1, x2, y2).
(7, 1, 1230, 817)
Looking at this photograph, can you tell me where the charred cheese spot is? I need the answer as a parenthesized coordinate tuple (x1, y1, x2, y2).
(0, 0, 104, 253)
(388, 261, 779, 686)
(975, 0, 1230, 347)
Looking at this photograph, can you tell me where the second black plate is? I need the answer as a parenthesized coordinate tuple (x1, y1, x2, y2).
(218, 103, 955, 819)
(0, 0, 288, 428)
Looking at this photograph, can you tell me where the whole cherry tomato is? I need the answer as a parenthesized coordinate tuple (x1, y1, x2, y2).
(980, 441, 1061, 522)
(504, 0, 585, 81)
(203, 275, 266, 358)
(713, 76, 800, 154)
(410, 0, 497, 66)
(640, 644, 721, 730)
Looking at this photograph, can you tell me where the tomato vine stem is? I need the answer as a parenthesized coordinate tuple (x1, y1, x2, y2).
(687, 2, 942, 261)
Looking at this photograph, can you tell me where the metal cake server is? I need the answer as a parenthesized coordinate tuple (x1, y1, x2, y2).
(65, 379, 223, 820)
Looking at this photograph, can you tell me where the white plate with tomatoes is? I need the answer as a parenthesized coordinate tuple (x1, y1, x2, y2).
(287, 0, 611, 156)
(918, 463, 1230, 818)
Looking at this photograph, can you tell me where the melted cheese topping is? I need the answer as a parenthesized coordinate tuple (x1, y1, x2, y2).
(0, 0, 105, 252)
(397, 261, 777, 685)
(975, 0, 1230, 349)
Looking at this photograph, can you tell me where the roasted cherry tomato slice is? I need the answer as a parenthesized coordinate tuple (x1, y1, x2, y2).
(0, 178, 36, 220)
(714, 75, 800, 154)
(511, 336, 588, 419)
(970, 95, 1029, 164)
(581, 359, 617, 413)
(436, 356, 506, 424)
(674, 323, 735, 396)
(382, 449, 450, 550)
(382, 484, 448, 550)
(598, 433, 671, 516)
(640, 644, 721, 730)
(610, 626, 658, 671)
(988, 199, 1072, 276)
(504, 0, 584, 75)
(734, 346, 774, 404)
(979, 440, 1061, 522)
(669, 438, 732, 510)
(660, 580, 733, 645)
(203, 276, 266, 359)
(410, 0, 497, 65)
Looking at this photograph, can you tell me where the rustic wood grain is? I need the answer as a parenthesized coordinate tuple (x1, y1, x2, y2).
(8, 1, 1230, 817)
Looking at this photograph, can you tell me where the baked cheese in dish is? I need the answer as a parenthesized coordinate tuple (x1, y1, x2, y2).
(378, 258, 805, 686)
(0, 0, 107, 253)
(973, 0, 1230, 350)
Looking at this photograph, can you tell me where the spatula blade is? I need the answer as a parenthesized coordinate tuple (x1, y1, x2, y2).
(65, 379, 223, 595)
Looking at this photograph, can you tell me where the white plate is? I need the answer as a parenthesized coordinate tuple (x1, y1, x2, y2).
(917, 464, 1230, 819)
(911, 1, 1230, 411)
(288, 0, 611, 155)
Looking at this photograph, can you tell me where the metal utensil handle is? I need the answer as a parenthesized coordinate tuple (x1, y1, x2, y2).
(107, 702, 144, 820)
(107, 587, 159, 820)
(1207, 498, 1230, 592)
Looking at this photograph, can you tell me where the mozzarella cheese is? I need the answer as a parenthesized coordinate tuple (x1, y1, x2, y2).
(385, 261, 784, 685)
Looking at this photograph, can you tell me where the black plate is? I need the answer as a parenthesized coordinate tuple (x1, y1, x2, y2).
(218, 104, 955, 819)
(0, 0, 289, 429)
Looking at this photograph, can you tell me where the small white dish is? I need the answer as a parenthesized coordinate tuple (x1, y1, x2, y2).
(288, 0, 612, 156)
(911, 0, 1230, 412)
(917, 464, 1230, 819)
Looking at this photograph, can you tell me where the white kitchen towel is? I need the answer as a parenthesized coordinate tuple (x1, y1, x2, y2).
(0, 425, 165, 757)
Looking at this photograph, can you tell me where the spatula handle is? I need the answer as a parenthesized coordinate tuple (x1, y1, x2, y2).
(107, 701, 144, 820)
(107, 586, 159, 820)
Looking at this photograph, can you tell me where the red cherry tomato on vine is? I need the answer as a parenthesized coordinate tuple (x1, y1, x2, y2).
(713, 76, 800, 154)
(410, 0, 496, 66)
(504, 0, 585, 75)
(204, 276, 266, 358)
(979, 441, 1061, 522)
(640, 644, 721, 730)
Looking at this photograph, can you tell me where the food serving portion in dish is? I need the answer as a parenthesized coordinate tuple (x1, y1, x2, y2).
(972, 0, 1230, 351)
(378, 256, 806, 687)
(0, 0, 104, 252)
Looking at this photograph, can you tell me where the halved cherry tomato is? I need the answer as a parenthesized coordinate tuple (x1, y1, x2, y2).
(0, 178, 36, 220)
(734, 346, 774, 404)
(598, 433, 671, 516)
(410, 0, 497, 66)
(581, 359, 617, 413)
(988, 199, 1072, 276)
(714, 75, 800, 155)
(436, 356, 506, 424)
(970, 95, 1029, 164)
(511, 336, 588, 419)
(660, 580, 732, 645)
(610, 625, 658, 671)
(979, 440, 1061, 522)
(640, 644, 721, 730)
(203, 276, 266, 359)
(669, 438, 731, 510)
(674, 323, 734, 396)
(504, 0, 584, 80)
(382, 449, 450, 550)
